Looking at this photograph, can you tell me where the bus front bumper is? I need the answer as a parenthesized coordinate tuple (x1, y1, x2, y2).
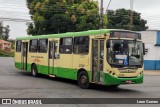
(103, 73, 143, 86)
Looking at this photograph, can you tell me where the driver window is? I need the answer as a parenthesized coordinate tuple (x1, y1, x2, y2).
(113, 43, 123, 54)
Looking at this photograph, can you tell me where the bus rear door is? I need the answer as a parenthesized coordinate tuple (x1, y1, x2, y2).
(92, 39, 104, 83)
(22, 42, 28, 70)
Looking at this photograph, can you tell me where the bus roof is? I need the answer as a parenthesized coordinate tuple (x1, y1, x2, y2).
(16, 29, 136, 40)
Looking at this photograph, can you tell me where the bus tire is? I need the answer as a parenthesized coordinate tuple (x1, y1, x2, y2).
(78, 71, 90, 89)
(31, 64, 38, 77)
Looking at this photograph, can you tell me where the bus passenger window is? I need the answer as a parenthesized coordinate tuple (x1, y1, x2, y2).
(73, 36, 89, 54)
(59, 38, 73, 54)
(29, 39, 38, 52)
(38, 39, 48, 53)
(16, 40, 22, 52)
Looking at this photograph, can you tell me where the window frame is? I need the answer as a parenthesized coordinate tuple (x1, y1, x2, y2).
(73, 36, 89, 54)
(16, 40, 22, 52)
(59, 37, 73, 54)
(38, 39, 48, 53)
(29, 39, 38, 53)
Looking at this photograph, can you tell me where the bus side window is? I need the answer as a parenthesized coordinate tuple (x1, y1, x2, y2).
(16, 40, 22, 52)
(38, 39, 48, 53)
(73, 36, 89, 54)
(59, 38, 73, 54)
(29, 39, 38, 52)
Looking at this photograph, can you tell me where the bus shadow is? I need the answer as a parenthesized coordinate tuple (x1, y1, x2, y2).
(17, 71, 32, 76)
(18, 71, 141, 93)
(17, 71, 78, 85)
(89, 84, 141, 93)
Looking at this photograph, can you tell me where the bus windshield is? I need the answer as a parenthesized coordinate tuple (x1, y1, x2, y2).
(107, 40, 143, 67)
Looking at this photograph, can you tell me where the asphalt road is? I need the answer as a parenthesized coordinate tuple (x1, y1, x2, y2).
(0, 57, 160, 107)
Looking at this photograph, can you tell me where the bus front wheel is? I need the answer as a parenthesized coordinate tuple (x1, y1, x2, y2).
(31, 64, 38, 77)
(78, 71, 90, 89)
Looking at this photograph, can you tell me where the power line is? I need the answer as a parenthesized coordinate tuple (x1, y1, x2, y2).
(106, 0, 112, 13)
(0, 3, 27, 8)
(0, 1, 26, 5)
(0, 18, 32, 22)
(1, 14, 160, 23)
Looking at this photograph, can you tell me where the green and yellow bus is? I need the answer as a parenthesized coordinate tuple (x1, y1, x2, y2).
(15, 29, 145, 88)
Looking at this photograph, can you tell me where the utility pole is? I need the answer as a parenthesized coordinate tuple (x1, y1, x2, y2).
(99, 0, 103, 29)
(130, 0, 134, 30)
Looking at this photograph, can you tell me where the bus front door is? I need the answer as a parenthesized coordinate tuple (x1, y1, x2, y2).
(22, 42, 28, 70)
(48, 41, 58, 75)
(92, 39, 104, 83)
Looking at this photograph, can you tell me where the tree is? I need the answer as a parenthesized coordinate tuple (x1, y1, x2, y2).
(107, 8, 148, 31)
(0, 21, 10, 41)
(26, 0, 106, 35)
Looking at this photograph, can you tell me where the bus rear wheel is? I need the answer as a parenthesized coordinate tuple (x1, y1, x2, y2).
(31, 64, 38, 77)
(78, 71, 90, 89)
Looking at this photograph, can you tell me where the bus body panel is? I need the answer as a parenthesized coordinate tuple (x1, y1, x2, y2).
(15, 53, 22, 70)
(103, 73, 143, 85)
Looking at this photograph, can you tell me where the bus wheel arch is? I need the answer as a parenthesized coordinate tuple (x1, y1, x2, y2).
(31, 63, 38, 77)
(77, 69, 90, 89)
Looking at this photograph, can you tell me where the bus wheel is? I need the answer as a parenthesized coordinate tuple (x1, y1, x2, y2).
(78, 71, 90, 89)
(31, 64, 38, 77)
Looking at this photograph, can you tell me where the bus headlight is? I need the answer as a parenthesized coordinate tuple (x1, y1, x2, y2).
(138, 71, 143, 76)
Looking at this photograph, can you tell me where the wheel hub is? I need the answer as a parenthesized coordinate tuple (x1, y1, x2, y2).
(81, 76, 87, 84)
(32, 69, 35, 75)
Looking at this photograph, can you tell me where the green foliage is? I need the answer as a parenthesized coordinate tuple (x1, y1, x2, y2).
(0, 21, 10, 40)
(26, 0, 101, 35)
(103, 15, 108, 28)
(107, 8, 148, 31)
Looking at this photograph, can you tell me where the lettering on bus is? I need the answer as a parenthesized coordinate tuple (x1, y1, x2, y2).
(31, 56, 44, 63)
(31, 56, 44, 58)
(94, 35, 104, 38)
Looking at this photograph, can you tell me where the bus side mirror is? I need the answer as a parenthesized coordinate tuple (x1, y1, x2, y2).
(143, 43, 145, 55)
(107, 41, 110, 48)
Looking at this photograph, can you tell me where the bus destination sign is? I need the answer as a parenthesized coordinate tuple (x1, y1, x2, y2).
(110, 31, 141, 40)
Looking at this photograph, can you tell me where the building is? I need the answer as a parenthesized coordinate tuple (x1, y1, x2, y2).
(0, 39, 12, 50)
(140, 30, 160, 70)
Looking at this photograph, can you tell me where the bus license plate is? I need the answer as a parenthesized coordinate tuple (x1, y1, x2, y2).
(125, 81, 133, 84)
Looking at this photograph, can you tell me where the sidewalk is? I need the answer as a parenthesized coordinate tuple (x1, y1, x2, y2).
(144, 70, 160, 76)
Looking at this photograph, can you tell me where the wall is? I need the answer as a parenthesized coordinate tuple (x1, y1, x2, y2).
(144, 44, 160, 70)
(140, 30, 160, 70)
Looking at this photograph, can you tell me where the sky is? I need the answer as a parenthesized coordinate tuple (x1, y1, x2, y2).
(0, 0, 160, 39)
(99, 0, 160, 30)
(0, 0, 31, 39)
